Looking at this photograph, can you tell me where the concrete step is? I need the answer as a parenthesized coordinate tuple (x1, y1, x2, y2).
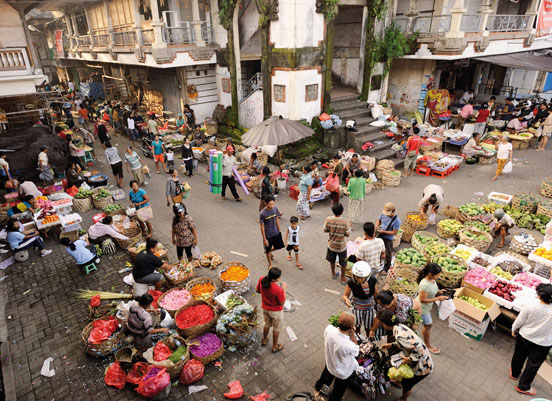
(331, 99, 366, 112)
(331, 94, 358, 103)
(338, 108, 373, 120)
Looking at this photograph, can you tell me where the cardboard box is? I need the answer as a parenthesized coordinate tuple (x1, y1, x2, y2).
(460, 279, 486, 295)
(453, 287, 501, 322)
(449, 311, 490, 341)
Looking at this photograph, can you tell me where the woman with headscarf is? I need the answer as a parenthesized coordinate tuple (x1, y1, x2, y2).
(171, 203, 198, 262)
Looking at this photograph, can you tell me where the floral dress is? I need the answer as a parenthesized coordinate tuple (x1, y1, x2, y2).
(173, 215, 196, 247)
(394, 294, 414, 325)
(296, 172, 313, 218)
(393, 324, 434, 376)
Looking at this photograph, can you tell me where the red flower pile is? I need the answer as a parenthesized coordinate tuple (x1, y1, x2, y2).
(175, 304, 214, 329)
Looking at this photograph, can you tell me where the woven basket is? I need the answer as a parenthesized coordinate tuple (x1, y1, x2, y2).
(373, 181, 385, 190)
(175, 300, 218, 338)
(104, 205, 125, 217)
(509, 237, 538, 256)
(519, 140, 529, 150)
(419, 143, 434, 154)
(536, 202, 552, 219)
(405, 212, 429, 230)
(478, 155, 496, 164)
(256, 152, 268, 167)
(81, 318, 125, 358)
(411, 231, 439, 253)
(393, 261, 423, 283)
(387, 268, 419, 298)
(511, 140, 522, 150)
(92, 193, 113, 210)
(151, 335, 189, 378)
(540, 178, 552, 198)
(186, 276, 217, 302)
(218, 263, 251, 295)
(157, 288, 193, 317)
(455, 210, 484, 223)
(189, 333, 224, 365)
(115, 222, 142, 249)
(437, 220, 462, 239)
(458, 227, 492, 253)
(401, 224, 416, 243)
(365, 181, 374, 194)
(73, 196, 93, 212)
(393, 229, 402, 248)
(382, 170, 401, 187)
(165, 264, 196, 287)
(217, 307, 258, 347)
(432, 254, 468, 288)
(442, 205, 458, 219)
(512, 192, 539, 214)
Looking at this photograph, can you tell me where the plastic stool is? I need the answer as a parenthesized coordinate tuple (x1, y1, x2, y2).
(14, 250, 29, 262)
(83, 150, 94, 166)
(415, 165, 431, 176)
(132, 279, 150, 297)
(81, 261, 97, 274)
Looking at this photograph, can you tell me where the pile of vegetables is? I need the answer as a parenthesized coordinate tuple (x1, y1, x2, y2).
(103, 204, 122, 213)
(464, 221, 491, 232)
(158, 289, 192, 311)
(94, 188, 112, 199)
(220, 264, 249, 282)
(435, 256, 467, 273)
(388, 364, 414, 381)
(189, 333, 222, 358)
(328, 312, 340, 327)
(75, 189, 93, 199)
(226, 294, 245, 309)
(395, 248, 427, 267)
(504, 206, 550, 234)
(175, 304, 215, 329)
(459, 203, 485, 216)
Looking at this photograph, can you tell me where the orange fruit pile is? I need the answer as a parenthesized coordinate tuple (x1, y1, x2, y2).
(534, 248, 552, 261)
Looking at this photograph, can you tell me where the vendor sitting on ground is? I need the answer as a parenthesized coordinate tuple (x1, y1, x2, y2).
(492, 208, 515, 248)
(66, 162, 84, 188)
(418, 184, 444, 219)
(126, 293, 169, 350)
(7, 195, 36, 218)
(463, 132, 485, 157)
(18, 176, 42, 198)
(191, 125, 206, 147)
(87, 216, 129, 244)
(310, 161, 323, 188)
(133, 238, 174, 290)
(7, 220, 52, 257)
(247, 153, 262, 175)
(60, 237, 99, 267)
(343, 153, 361, 183)
(507, 115, 524, 133)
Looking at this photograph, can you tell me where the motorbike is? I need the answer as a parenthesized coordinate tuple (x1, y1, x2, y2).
(141, 133, 154, 158)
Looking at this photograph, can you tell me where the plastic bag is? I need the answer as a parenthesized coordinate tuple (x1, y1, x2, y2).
(105, 361, 126, 390)
(429, 212, 436, 225)
(251, 392, 271, 401)
(503, 161, 512, 174)
(325, 173, 339, 193)
(88, 316, 118, 344)
(438, 299, 456, 320)
(224, 380, 244, 399)
(319, 113, 331, 121)
(153, 342, 172, 362)
(90, 294, 101, 307)
(79, 182, 91, 191)
(192, 245, 201, 260)
(369, 172, 378, 183)
(371, 104, 383, 119)
(179, 359, 205, 385)
(127, 362, 149, 385)
(148, 290, 163, 308)
(66, 185, 79, 197)
(136, 366, 170, 398)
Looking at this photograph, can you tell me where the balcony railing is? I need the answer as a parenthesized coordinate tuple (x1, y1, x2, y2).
(394, 17, 408, 32)
(486, 15, 530, 32)
(113, 30, 137, 46)
(413, 15, 452, 33)
(201, 23, 214, 43)
(76, 35, 92, 47)
(0, 48, 28, 71)
(141, 29, 155, 45)
(93, 32, 111, 47)
(162, 27, 195, 45)
(460, 14, 483, 33)
(241, 72, 262, 101)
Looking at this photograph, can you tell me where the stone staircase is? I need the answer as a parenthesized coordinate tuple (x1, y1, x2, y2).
(331, 94, 404, 168)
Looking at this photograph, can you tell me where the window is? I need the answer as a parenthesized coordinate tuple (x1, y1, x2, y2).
(273, 84, 285, 102)
(221, 78, 231, 93)
(305, 84, 319, 102)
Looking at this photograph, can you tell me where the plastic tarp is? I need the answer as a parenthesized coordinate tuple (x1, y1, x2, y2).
(475, 52, 552, 73)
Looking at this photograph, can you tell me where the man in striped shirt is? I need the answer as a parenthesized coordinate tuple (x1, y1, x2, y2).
(323, 203, 350, 285)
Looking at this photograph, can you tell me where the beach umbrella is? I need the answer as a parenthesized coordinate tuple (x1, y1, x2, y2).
(241, 115, 314, 147)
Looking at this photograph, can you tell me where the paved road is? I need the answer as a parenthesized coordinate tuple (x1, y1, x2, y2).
(1, 131, 551, 401)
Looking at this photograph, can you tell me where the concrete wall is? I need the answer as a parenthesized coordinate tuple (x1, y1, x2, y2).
(508, 68, 538, 96)
(271, 68, 322, 121)
(239, 0, 260, 46)
(387, 59, 435, 114)
(0, 1, 26, 48)
(332, 7, 362, 87)
(216, 65, 232, 108)
(270, 0, 324, 49)
(239, 88, 264, 128)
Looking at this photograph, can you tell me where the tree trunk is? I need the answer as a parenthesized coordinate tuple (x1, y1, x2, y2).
(261, 24, 271, 120)
(360, 8, 376, 102)
(227, 27, 239, 126)
(323, 17, 336, 113)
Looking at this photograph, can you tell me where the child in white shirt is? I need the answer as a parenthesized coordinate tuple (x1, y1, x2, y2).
(166, 148, 175, 169)
(284, 216, 302, 269)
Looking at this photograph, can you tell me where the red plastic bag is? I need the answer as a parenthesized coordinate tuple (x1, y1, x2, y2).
(148, 290, 163, 308)
(224, 380, 244, 399)
(127, 362, 149, 385)
(251, 393, 271, 401)
(319, 113, 331, 121)
(179, 359, 205, 385)
(105, 361, 126, 390)
(135, 366, 170, 398)
(325, 173, 339, 193)
(153, 342, 172, 362)
(88, 316, 118, 344)
(66, 185, 78, 196)
(90, 294, 101, 308)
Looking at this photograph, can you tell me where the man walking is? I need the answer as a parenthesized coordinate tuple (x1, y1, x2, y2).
(355, 222, 386, 275)
(221, 148, 241, 201)
(260, 195, 284, 268)
(403, 127, 422, 177)
(323, 203, 350, 285)
(314, 312, 359, 401)
(376, 202, 401, 273)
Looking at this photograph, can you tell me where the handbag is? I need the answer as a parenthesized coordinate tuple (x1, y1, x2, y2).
(136, 206, 153, 222)
(325, 173, 339, 193)
(183, 182, 191, 192)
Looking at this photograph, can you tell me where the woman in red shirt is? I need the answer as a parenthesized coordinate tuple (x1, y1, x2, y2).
(256, 267, 287, 353)
(474, 103, 490, 135)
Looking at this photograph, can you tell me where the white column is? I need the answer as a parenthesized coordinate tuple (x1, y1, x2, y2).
(84, 9, 95, 46)
(210, 0, 223, 46)
(405, 0, 418, 33)
(150, 0, 168, 48)
(357, 6, 368, 94)
(526, 0, 540, 36)
(132, 0, 143, 47)
(233, 4, 241, 101)
(103, 1, 115, 45)
(445, 0, 466, 39)
(479, 0, 492, 38)
(65, 12, 75, 48)
(191, 0, 205, 46)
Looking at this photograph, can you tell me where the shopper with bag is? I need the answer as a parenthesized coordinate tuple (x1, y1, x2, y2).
(296, 165, 313, 220)
(375, 202, 401, 273)
(418, 184, 444, 223)
(491, 135, 513, 181)
(171, 203, 198, 262)
(129, 180, 153, 237)
(166, 169, 188, 206)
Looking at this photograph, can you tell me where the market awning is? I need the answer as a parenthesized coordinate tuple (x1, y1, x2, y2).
(475, 51, 552, 72)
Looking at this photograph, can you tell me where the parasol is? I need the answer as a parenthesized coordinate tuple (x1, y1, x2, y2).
(241, 115, 314, 147)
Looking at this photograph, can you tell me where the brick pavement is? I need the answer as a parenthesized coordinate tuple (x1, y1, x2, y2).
(1, 132, 551, 401)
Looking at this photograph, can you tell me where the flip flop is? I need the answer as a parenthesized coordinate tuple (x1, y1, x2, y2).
(261, 339, 268, 347)
(272, 344, 284, 353)
(509, 367, 518, 380)
(428, 347, 441, 354)
(332, 272, 340, 280)
(287, 255, 292, 261)
(296, 264, 303, 270)
(515, 387, 536, 396)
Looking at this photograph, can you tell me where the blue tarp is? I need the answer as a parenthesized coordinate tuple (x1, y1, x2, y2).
(80, 82, 105, 100)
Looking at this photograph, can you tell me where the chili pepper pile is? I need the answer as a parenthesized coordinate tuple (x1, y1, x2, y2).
(220, 265, 249, 282)
(175, 304, 215, 329)
(190, 282, 215, 298)
(189, 333, 222, 357)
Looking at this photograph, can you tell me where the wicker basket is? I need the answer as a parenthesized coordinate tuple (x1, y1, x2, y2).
(393, 229, 402, 248)
(189, 333, 224, 365)
(512, 192, 539, 214)
(92, 193, 113, 210)
(405, 212, 429, 230)
(387, 268, 419, 298)
(81, 318, 125, 358)
(164, 264, 196, 287)
(373, 181, 385, 190)
(540, 178, 552, 198)
(217, 307, 258, 347)
(411, 231, 439, 253)
(218, 262, 251, 295)
(186, 276, 217, 302)
(115, 222, 142, 249)
(401, 224, 416, 243)
(458, 227, 492, 253)
(365, 181, 374, 194)
(393, 260, 423, 283)
(382, 170, 401, 187)
(536, 202, 552, 219)
(73, 196, 93, 212)
(103, 205, 125, 217)
(478, 155, 496, 164)
(509, 237, 538, 256)
(437, 220, 462, 239)
(175, 300, 218, 338)
(441, 205, 459, 219)
(432, 254, 468, 288)
(157, 288, 193, 317)
(151, 335, 189, 378)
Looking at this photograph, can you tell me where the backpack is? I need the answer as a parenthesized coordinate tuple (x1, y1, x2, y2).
(285, 392, 313, 401)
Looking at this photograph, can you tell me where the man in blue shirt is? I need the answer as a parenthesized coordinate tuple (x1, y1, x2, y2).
(375, 202, 401, 273)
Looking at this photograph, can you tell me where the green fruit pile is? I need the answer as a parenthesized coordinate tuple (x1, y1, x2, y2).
(481, 202, 502, 213)
(414, 234, 437, 245)
(489, 266, 513, 281)
(459, 203, 485, 216)
(75, 189, 93, 199)
(95, 189, 112, 199)
(103, 204, 122, 213)
(463, 230, 488, 241)
(459, 295, 488, 311)
(464, 221, 491, 232)
(396, 248, 427, 267)
(425, 242, 451, 258)
(436, 256, 467, 273)
(504, 205, 551, 234)
(438, 219, 463, 235)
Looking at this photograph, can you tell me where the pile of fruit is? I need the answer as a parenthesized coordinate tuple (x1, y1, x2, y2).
(487, 281, 521, 302)
(505, 207, 550, 234)
(463, 267, 496, 290)
(481, 202, 502, 213)
(489, 266, 513, 281)
(452, 247, 473, 260)
(200, 252, 223, 269)
(75, 189, 93, 199)
(435, 256, 467, 273)
(220, 264, 249, 282)
(459, 203, 485, 216)
(437, 219, 463, 236)
(499, 260, 524, 275)
(462, 230, 489, 242)
(424, 242, 451, 258)
(471, 257, 490, 268)
(459, 295, 488, 311)
(103, 204, 122, 213)
(40, 214, 60, 225)
(36, 198, 53, 208)
(407, 213, 427, 224)
(533, 247, 552, 262)
(513, 272, 545, 289)
(413, 234, 438, 245)
(395, 248, 427, 267)
(463, 221, 491, 232)
(94, 188, 112, 199)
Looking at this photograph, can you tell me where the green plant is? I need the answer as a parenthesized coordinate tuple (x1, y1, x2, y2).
(376, 23, 418, 78)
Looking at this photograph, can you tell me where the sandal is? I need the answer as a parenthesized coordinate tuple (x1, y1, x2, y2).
(287, 255, 292, 261)
(332, 272, 340, 280)
(296, 264, 303, 270)
(428, 347, 441, 354)
(261, 339, 268, 347)
(515, 387, 536, 396)
(509, 367, 518, 380)
(272, 344, 284, 353)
